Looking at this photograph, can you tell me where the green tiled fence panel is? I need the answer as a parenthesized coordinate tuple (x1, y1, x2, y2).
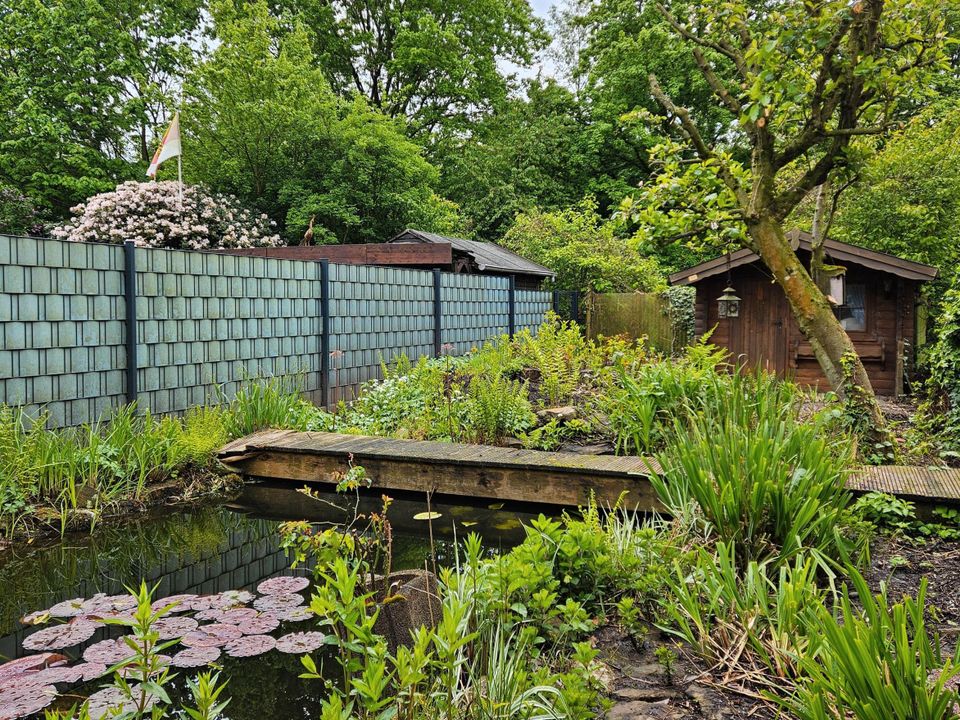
(516, 289, 553, 334)
(135, 247, 323, 413)
(440, 273, 511, 352)
(0, 235, 127, 426)
(328, 263, 435, 401)
(2, 235, 552, 424)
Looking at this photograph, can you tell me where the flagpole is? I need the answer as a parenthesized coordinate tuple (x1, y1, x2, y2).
(177, 152, 183, 210)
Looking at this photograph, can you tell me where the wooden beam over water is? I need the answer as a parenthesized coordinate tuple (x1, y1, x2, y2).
(218, 430, 661, 510)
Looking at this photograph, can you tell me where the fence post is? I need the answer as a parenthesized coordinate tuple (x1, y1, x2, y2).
(433, 269, 442, 357)
(552, 289, 560, 316)
(319, 259, 330, 408)
(123, 240, 138, 405)
(571, 291, 580, 325)
(508, 275, 516, 338)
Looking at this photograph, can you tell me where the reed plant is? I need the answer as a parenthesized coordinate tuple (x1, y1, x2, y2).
(650, 371, 857, 569)
(785, 572, 960, 720)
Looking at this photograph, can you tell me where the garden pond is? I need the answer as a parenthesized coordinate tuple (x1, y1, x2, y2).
(0, 485, 550, 719)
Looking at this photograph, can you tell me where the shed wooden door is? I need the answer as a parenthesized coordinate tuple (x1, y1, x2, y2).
(729, 277, 791, 375)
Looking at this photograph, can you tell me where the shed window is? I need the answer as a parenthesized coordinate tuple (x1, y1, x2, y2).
(836, 283, 866, 331)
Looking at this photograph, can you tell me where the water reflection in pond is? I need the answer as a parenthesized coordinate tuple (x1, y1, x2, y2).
(1, 486, 555, 719)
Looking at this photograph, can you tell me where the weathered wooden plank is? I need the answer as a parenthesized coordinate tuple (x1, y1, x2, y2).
(218, 431, 660, 509)
(218, 430, 960, 511)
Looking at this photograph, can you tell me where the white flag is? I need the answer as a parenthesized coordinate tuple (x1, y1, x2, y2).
(146, 112, 181, 178)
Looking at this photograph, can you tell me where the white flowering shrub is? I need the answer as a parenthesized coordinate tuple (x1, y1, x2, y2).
(51, 181, 282, 249)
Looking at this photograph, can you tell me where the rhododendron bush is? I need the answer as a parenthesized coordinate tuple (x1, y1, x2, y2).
(52, 181, 281, 249)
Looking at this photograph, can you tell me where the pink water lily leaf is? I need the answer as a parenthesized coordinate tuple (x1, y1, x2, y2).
(82, 638, 136, 665)
(257, 576, 309, 595)
(238, 613, 280, 635)
(0, 683, 57, 720)
(153, 616, 199, 640)
(181, 624, 242, 648)
(22, 620, 98, 651)
(86, 685, 158, 720)
(170, 646, 221, 668)
(224, 634, 277, 658)
(275, 632, 325, 654)
(253, 593, 304, 612)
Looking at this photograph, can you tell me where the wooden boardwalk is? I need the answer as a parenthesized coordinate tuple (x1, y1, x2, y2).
(218, 430, 660, 509)
(218, 430, 960, 509)
(850, 465, 960, 503)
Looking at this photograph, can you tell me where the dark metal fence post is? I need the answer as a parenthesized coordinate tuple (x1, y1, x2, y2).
(123, 240, 138, 405)
(319, 260, 330, 408)
(433, 269, 442, 357)
(508, 275, 516, 338)
(571, 291, 580, 325)
(552, 289, 560, 316)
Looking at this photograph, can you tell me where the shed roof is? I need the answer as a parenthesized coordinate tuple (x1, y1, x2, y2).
(669, 230, 939, 285)
(390, 229, 556, 278)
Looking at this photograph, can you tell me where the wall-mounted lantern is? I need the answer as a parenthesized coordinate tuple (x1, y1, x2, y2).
(717, 286, 741, 319)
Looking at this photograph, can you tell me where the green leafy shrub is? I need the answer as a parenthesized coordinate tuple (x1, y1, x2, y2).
(514, 314, 589, 408)
(650, 371, 857, 569)
(785, 573, 960, 720)
(603, 336, 731, 454)
(850, 492, 917, 532)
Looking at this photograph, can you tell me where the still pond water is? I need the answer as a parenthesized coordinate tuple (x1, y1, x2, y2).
(1, 484, 550, 719)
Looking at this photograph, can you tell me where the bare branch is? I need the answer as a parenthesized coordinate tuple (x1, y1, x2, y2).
(655, 3, 747, 78)
(691, 48, 742, 116)
(648, 73, 747, 205)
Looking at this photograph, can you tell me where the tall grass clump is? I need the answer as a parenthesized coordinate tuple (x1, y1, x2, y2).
(650, 370, 856, 569)
(220, 375, 333, 439)
(785, 572, 960, 720)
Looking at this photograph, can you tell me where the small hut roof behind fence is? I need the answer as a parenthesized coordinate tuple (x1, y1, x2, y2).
(390, 228, 556, 279)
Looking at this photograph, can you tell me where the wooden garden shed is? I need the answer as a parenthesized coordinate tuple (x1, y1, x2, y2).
(669, 230, 938, 396)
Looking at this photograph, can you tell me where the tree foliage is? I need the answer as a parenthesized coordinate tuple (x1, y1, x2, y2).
(0, 0, 202, 217)
(832, 101, 960, 307)
(502, 200, 665, 293)
(186, 0, 460, 244)
(276, 0, 547, 137)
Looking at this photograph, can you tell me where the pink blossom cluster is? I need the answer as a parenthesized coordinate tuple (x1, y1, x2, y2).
(52, 181, 282, 249)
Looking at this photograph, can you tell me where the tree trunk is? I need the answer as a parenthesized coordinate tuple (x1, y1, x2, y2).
(745, 214, 888, 440)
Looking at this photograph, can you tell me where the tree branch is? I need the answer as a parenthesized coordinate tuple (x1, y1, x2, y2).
(648, 73, 746, 205)
(655, 3, 747, 79)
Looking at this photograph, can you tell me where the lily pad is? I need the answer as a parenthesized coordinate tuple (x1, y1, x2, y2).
(224, 635, 277, 658)
(82, 638, 136, 665)
(208, 590, 254, 609)
(86, 685, 158, 720)
(181, 623, 242, 648)
(46, 598, 86, 618)
(170, 646, 221, 668)
(256, 576, 310, 595)
(153, 616, 199, 640)
(82, 594, 137, 615)
(237, 613, 280, 635)
(151, 594, 199, 614)
(275, 631, 325, 654)
(18, 611, 50, 627)
(216, 608, 259, 625)
(31, 665, 85, 686)
(253, 593, 304, 612)
(413, 511, 442, 521)
(72, 662, 108, 682)
(0, 654, 68, 683)
(22, 620, 98, 651)
(0, 683, 57, 720)
(274, 607, 313, 623)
